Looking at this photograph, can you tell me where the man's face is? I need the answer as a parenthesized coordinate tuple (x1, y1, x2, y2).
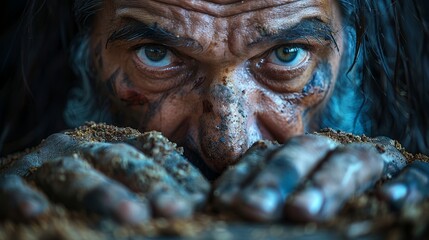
(91, 0, 344, 173)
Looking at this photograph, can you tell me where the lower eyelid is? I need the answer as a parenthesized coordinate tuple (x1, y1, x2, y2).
(250, 58, 315, 93)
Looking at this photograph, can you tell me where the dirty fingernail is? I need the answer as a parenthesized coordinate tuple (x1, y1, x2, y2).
(152, 191, 193, 218)
(0, 175, 49, 221)
(115, 200, 150, 224)
(284, 188, 324, 222)
(380, 183, 408, 202)
(83, 184, 150, 224)
(17, 199, 48, 219)
(238, 188, 282, 221)
(214, 186, 240, 206)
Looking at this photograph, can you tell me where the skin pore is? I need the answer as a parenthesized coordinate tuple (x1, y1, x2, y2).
(90, 0, 344, 174)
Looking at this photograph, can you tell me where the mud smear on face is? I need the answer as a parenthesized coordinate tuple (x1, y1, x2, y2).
(302, 61, 332, 98)
(119, 74, 149, 106)
(302, 61, 334, 130)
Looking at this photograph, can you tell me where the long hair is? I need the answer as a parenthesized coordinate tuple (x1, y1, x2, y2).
(321, 0, 429, 154)
(0, 1, 77, 155)
(1, 0, 428, 155)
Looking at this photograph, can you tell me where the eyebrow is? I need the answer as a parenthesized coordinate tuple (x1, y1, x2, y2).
(249, 18, 338, 50)
(106, 19, 202, 51)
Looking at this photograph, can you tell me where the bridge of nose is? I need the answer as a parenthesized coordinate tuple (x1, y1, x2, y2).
(196, 65, 265, 172)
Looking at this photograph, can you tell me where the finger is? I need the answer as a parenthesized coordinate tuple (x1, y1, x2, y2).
(284, 143, 384, 221)
(34, 156, 149, 224)
(156, 151, 210, 207)
(378, 160, 429, 210)
(0, 175, 49, 221)
(81, 142, 194, 218)
(234, 135, 338, 221)
(125, 132, 210, 205)
(214, 140, 278, 207)
(371, 136, 407, 179)
(1, 133, 80, 176)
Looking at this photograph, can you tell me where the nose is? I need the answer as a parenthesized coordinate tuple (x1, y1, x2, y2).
(198, 71, 256, 173)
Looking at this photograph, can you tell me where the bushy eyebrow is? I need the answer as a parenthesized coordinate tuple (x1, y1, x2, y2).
(106, 19, 202, 50)
(249, 18, 338, 50)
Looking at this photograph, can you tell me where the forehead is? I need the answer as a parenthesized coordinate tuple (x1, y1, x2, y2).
(112, 0, 336, 29)
(114, 0, 333, 16)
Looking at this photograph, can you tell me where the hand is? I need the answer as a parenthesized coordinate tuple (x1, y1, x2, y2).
(0, 126, 210, 224)
(213, 133, 427, 222)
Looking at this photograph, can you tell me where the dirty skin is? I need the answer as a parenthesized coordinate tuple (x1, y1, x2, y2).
(2, 0, 429, 230)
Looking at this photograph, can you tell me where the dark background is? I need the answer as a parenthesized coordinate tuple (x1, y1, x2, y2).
(0, 0, 75, 156)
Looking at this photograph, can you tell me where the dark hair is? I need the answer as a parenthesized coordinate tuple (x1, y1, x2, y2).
(1, 0, 428, 156)
(354, 0, 429, 154)
(1, 1, 76, 155)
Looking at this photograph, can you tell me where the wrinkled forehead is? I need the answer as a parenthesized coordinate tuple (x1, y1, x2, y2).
(112, 0, 337, 28)
(115, 0, 332, 17)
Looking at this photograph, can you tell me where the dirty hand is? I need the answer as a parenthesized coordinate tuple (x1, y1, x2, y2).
(214, 134, 429, 222)
(0, 131, 209, 224)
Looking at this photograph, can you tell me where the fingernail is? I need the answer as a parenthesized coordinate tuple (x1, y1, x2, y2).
(239, 188, 282, 221)
(214, 186, 240, 206)
(18, 199, 48, 219)
(381, 183, 408, 202)
(285, 188, 324, 221)
(152, 192, 192, 218)
(115, 200, 150, 224)
(83, 184, 149, 224)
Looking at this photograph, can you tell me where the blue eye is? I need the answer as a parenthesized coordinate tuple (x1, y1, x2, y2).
(136, 44, 173, 67)
(268, 46, 308, 67)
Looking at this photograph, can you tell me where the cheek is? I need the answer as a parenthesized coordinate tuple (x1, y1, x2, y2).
(256, 91, 305, 142)
(256, 61, 335, 142)
(100, 65, 149, 106)
(299, 61, 334, 107)
(141, 94, 193, 136)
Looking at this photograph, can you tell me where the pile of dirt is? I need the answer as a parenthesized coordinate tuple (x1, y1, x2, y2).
(64, 122, 142, 143)
(314, 128, 429, 164)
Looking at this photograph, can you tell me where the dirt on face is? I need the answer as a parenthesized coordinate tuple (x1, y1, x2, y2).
(0, 124, 428, 239)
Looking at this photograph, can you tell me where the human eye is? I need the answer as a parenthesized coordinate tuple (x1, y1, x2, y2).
(131, 43, 193, 85)
(250, 44, 314, 93)
(136, 44, 175, 68)
(268, 46, 309, 68)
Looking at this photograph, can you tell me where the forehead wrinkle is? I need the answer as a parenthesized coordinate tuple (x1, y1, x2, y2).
(116, 0, 309, 18)
(228, 4, 332, 56)
(115, 8, 213, 55)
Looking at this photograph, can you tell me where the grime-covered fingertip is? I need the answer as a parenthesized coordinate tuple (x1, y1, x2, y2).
(235, 187, 283, 222)
(151, 191, 193, 219)
(114, 199, 151, 224)
(377, 182, 408, 210)
(284, 187, 325, 222)
(18, 197, 49, 220)
(0, 175, 50, 221)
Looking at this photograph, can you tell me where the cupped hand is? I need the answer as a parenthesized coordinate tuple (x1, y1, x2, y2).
(214, 133, 428, 222)
(0, 128, 210, 224)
